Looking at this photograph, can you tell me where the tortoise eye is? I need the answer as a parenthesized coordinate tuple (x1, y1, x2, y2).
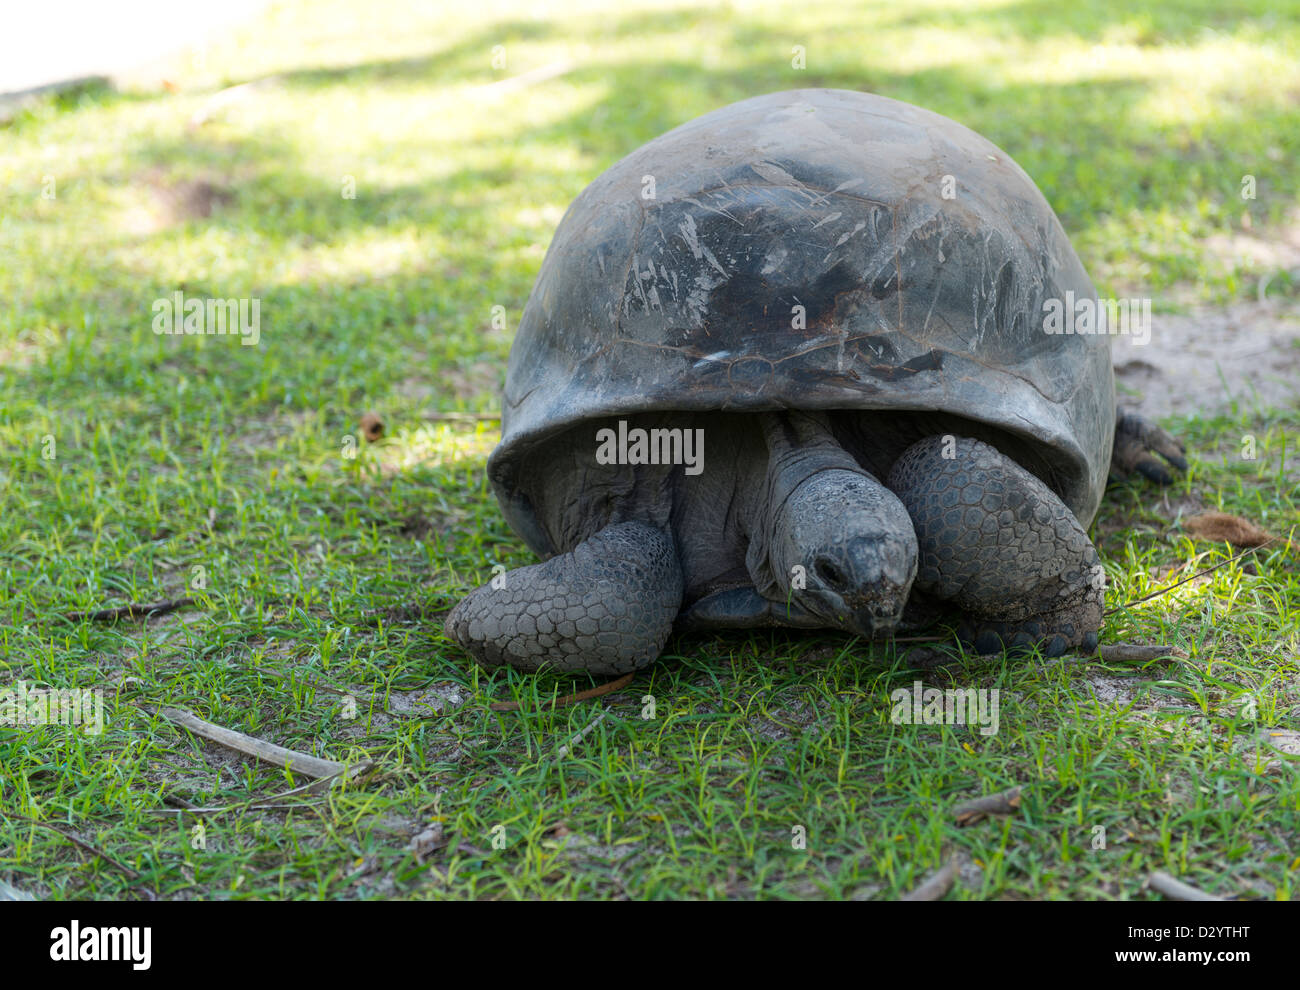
(815, 558, 847, 590)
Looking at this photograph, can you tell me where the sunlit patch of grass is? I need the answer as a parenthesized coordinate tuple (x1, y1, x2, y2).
(362, 423, 500, 475)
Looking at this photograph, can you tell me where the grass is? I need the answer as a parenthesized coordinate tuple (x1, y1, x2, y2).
(1, 0, 1297, 899)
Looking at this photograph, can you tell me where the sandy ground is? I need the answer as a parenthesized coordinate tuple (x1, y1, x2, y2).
(1114, 298, 1300, 418)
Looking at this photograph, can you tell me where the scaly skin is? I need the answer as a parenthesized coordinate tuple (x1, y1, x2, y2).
(447, 412, 1185, 673)
(1111, 407, 1188, 484)
(886, 435, 1103, 656)
(445, 522, 682, 674)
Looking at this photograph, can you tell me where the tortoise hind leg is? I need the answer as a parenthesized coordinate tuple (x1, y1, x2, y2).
(446, 521, 682, 674)
(886, 436, 1103, 657)
(1111, 407, 1187, 485)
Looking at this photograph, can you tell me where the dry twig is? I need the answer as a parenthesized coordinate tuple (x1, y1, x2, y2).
(5, 814, 154, 899)
(66, 597, 194, 622)
(159, 707, 349, 779)
(1148, 871, 1224, 902)
(954, 785, 1023, 826)
(901, 854, 962, 901)
(1105, 541, 1282, 615)
(490, 672, 635, 712)
(1097, 644, 1188, 663)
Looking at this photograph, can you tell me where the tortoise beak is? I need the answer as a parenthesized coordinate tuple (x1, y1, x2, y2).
(845, 597, 906, 638)
(812, 535, 914, 637)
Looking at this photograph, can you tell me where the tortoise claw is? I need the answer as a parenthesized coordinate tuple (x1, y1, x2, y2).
(958, 618, 1099, 658)
(1112, 408, 1187, 485)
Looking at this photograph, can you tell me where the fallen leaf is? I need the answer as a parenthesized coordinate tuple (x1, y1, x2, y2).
(359, 412, 384, 442)
(1181, 511, 1276, 549)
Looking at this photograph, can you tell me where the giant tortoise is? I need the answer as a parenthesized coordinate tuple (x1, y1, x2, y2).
(446, 88, 1185, 674)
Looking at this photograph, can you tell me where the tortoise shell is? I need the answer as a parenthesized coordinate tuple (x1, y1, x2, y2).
(488, 89, 1114, 556)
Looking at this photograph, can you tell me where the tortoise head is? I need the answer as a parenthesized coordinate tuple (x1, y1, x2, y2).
(769, 467, 918, 637)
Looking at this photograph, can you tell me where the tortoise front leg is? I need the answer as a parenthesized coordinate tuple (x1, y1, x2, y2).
(886, 436, 1103, 657)
(445, 522, 682, 674)
(674, 586, 827, 633)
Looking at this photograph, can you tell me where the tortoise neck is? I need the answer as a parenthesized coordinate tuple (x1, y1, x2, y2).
(744, 411, 878, 600)
(758, 410, 867, 488)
